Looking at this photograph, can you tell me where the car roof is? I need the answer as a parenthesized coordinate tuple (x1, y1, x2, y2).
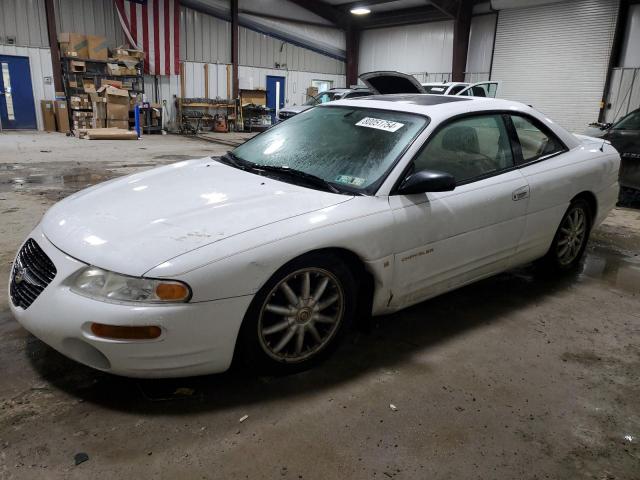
(421, 82, 469, 87)
(323, 94, 580, 148)
(326, 87, 369, 93)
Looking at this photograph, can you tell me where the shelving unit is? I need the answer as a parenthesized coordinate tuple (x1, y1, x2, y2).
(177, 98, 237, 134)
(60, 56, 145, 135)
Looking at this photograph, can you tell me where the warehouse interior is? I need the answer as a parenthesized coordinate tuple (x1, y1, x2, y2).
(0, 0, 639, 478)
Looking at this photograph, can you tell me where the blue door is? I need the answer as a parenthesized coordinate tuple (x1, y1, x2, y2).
(266, 75, 285, 123)
(0, 55, 37, 130)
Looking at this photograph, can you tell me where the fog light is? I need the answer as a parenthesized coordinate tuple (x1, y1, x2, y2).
(90, 323, 162, 340)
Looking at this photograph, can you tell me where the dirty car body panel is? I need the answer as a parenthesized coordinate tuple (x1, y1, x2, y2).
(9, 95, 620, 377)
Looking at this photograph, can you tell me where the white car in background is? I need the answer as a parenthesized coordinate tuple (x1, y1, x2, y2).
(359, 70, 500, 98)
(9, 91, 619, 378)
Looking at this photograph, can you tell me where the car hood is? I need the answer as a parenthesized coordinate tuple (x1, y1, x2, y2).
(41, 158, 352, 276)
(359, 71, 426, 95)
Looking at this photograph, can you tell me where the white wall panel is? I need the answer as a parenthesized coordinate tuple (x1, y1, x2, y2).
(180, 6, 232, 64)
(0, 0, 49, 47)
(619, 4, 640, 68)
(0, 45, 55, 130)
(466, 14, 496, 76)
(239, 26, 345, 75)
(359, 21, 454, 75)
(241, 13, 345, 58)
(55, 0, 125, 47)
(491, 0, 618, 132)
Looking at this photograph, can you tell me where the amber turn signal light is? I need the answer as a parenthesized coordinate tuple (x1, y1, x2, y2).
(91, 323, 162, 340)
(155, 282, 190, 301)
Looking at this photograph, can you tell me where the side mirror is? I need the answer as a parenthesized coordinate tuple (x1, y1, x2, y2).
(600, 122, 613, 130)
(398, 169, 456, 195)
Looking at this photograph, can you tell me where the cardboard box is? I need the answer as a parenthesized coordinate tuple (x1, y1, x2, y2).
(77, 128, 137, 140)
(112, 47, 145, 60)
(87, 35, 109, 60)
(106, 63, 122, 76)
(41, 100, 56, 132)
(107, 119, 129, 129)
(54, 100, 70, 133)
(101, 79, 123, 89)
(82, 78, 96, 93)
(92, 98, 107, 128)
(70, 60, 86, 73)
(107, 103, 129, 120)
(58, 33, 88, 58)
(70, 94, 90, 110)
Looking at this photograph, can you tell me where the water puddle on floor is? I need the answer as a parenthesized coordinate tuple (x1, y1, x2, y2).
(580, 245, 640, 294)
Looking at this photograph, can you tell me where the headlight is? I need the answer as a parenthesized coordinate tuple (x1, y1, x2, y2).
(71, 267, 191, 303)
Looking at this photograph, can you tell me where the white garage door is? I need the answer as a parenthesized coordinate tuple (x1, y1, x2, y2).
(491, 0, 618, 132)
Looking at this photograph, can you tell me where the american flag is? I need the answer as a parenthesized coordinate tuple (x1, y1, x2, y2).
(114, 0, 180, 75)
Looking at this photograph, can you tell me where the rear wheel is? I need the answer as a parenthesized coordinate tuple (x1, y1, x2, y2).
(540, 198, 592, 271)
(238, 253, 357, 374)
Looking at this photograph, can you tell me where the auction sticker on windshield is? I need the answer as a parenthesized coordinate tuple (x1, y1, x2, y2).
(356, 117, 405, 133)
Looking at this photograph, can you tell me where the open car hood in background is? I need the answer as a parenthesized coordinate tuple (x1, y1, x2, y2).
(359, 71, 426, 95)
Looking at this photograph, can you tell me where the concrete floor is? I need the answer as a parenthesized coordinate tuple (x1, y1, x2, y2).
(0, 131, 639, 479)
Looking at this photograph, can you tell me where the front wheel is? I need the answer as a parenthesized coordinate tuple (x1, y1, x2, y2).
(237, 253, 357, 374)
(540, 198, 592, 271)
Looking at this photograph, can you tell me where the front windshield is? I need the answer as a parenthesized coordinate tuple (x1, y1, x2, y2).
(304, 91, 341, 106)
(232, 106, 429, 193)
(612, 111, 640, 130)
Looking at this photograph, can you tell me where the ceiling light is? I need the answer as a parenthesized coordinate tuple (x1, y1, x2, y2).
(350, 6, 371, 15)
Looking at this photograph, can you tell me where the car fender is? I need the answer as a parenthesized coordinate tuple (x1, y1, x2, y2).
(145, 196, 397, 310)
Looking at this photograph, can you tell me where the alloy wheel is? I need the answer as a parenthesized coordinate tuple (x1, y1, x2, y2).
(556, 206, 587, 266)
(258, 268, 345, 363)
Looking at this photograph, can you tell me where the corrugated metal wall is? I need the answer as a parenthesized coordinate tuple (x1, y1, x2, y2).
(239, 26, 344, 75)
(0, 44, 55, 130)
(180, 6, 231, 64)
(491, 0, 618, 132)
(359, 21, 454, 76)
(0, 0, 49, 48)
(55, 0, 125, 46)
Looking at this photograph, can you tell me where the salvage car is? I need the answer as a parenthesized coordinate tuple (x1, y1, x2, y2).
(359, 71, 499, 98)
(586, 109, 640, 194)
(422, 81, 499, 98)
(278, 86, 371, 120)
(9, 93, 620, 378)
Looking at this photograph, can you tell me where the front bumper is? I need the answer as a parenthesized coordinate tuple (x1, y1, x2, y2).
(9, 227, 253, 378)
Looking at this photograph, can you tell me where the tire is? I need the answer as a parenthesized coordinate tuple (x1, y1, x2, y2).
(236, 252, 357, 375)
(539, 198, 592, 272)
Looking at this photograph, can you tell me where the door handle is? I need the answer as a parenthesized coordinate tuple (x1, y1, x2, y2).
(512, 186, 530, 201)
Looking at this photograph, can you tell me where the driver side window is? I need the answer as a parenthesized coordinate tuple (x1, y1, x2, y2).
(412, 114, 514, 184)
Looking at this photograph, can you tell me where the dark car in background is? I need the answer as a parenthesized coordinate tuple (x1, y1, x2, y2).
(589, 109, 640, 206)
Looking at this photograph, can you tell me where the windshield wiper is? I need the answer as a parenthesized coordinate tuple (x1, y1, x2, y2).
(219, 153, 343, 194)
(218, 151, 247, 170)
(251, 164, 342, 194)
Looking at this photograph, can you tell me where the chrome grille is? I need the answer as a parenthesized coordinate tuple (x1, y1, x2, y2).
(9, 239, 57, 309)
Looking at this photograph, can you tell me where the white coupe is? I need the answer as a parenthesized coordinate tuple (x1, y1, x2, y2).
(9, 90, 620, 378)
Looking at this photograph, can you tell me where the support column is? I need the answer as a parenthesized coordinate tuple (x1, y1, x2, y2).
(346, 25, 360, 87)
(231, 0, 239, 99)
(44, 0, 63, 92)
(451, 0, 472, 83)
